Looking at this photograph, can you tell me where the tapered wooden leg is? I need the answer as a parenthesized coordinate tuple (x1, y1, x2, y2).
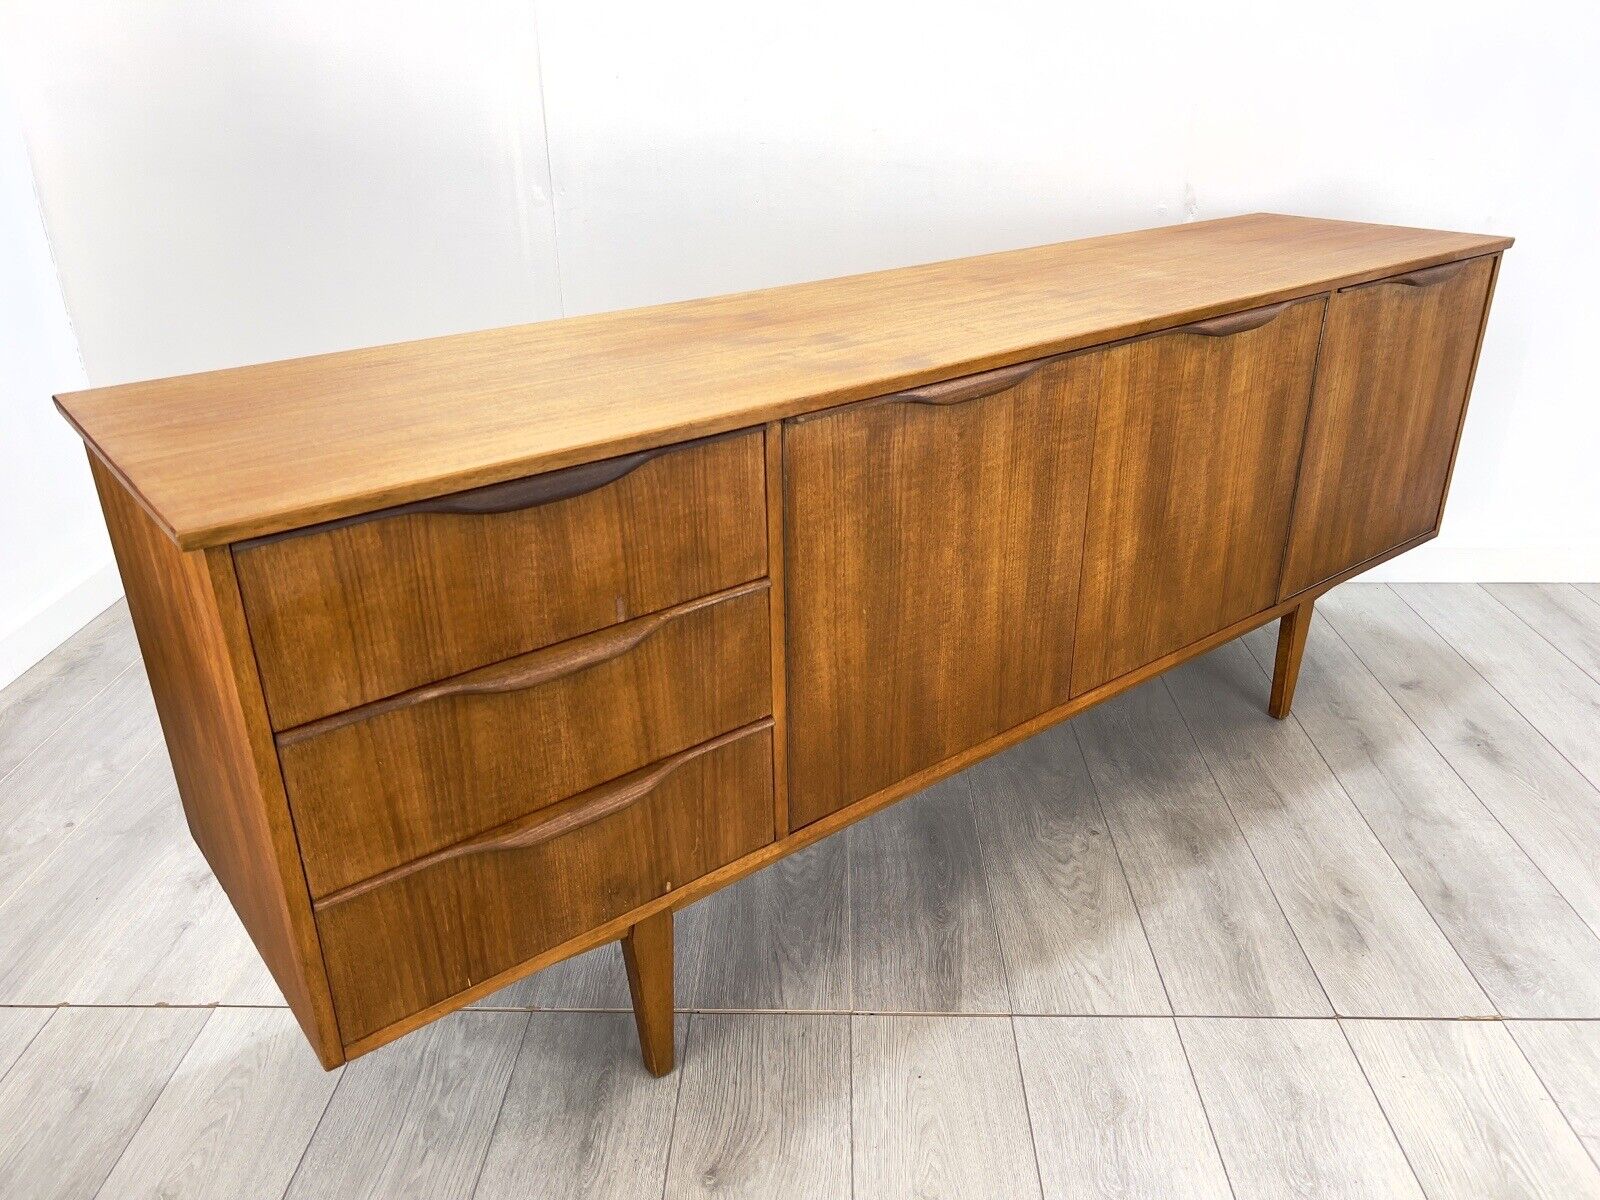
(1269, 597, 1315, 719)
(620, 908, 675, 1076)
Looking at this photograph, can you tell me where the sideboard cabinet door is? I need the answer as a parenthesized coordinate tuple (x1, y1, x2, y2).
(783, 358, 1098, 828)
(1070, 297, 1327, 695)
(1279, 255, 1497, 597)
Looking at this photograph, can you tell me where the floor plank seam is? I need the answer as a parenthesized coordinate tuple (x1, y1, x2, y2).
(1006, 1014, 1051, 1200)
(0, 742, 158, 914)
(462, 1012, 529, 1200)
(1068, 721, 1178, 1018)
(1168, 1016, 1243, 1200)
(1238, 624, 1502, 1021)
(1332, 1016, 1433, 1199)
(1483, 584, 1600, 688)
(654, 1012, 692, 1200)
(86, 1007, 211, 1200)
(1504, 1024, 1600, 1178)
(0, 656, 138, 795)
(0, 1007, 55, 1090)
(277, 1041, 349, 1199)
(1321, 596, 1600, 949)
(960, 772, 1021, 1017)
(15, 1002, 1594, 1019)
(1158, 674, 1339, 1017)
(845, 1009, 856, 1200)
(1391, 583, 1600, 798)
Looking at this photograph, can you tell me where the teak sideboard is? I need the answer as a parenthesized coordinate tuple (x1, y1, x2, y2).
(57, 213, 1510, 1073)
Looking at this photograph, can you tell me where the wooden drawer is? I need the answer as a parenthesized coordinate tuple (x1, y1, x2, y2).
(315, 720, 775, 1045)
(234, 430, 767, 730)
(280, 580, 772, 898)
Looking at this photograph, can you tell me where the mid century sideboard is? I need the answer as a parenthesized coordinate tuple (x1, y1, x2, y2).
(56, 213, 1510, 1072)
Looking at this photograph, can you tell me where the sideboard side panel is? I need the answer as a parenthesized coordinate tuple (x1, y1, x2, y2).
(88, 455, 343, 1067)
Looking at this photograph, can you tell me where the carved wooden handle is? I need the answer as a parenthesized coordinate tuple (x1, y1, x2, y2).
(277, 580, 768, 746)
(238, 430, 741, 549)
(1168, 300, 1299, 338)
(1372, 260, 1472, 289)
(313, 717, 775, 910)
(888, 357, 1063, 407)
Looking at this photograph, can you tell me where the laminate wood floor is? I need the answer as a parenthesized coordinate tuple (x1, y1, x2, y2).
(2, 583, 1598, 1198)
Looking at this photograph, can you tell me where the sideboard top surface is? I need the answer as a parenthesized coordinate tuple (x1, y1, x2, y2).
(57, 212, 1510, 549)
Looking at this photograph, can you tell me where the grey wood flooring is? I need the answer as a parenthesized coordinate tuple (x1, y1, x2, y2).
(2, 584, 1599, 1197)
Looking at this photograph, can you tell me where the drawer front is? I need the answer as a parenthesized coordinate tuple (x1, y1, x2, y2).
(234, 430, 767, 730)
(315, 721, 775, 1044)
(1279, 256, 1496, 597)
(281, 581, 772, 898)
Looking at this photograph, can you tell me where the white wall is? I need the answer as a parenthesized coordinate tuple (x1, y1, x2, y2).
(0, 77, 116, 688)
(2, 1, 1597, 678)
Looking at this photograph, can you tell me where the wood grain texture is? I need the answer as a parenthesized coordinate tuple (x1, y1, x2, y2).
(235, 429, 766, 729)
(320, 722, 773, 910)
(967, 726, 1169, 1015)
(665, 1014, 850, 1200)
(241, 437, 709, 541)
(764, 423, 791, 836)
(57, 214, 1509, 550)
(88, 457, 342, 1064)
(0, 1008, 208, 1200)
(0, 1008, 49, 1083)
(1073, 684, 1332, 1017)
(1280, 255, 1497, 597)
(784, 347, 1096, 826)
(1072, 296, 1324, 693)
(338, 585, 1352, 1055)
(0, 752, 274, 1008)
(1486, 583, 1600, 686)
(849, 776, 1010, 1013)
(284, 1011, 524, 1200)
(94, 1009, 341, 1200)
(851, 1015, 1041, 1200)
(280, 582, 770, 897)
(682, 836, 852, 1011)
(328, 584, 1377, 1058)
(473, 941, 634, 1011)
(1321, 585, 1600, 940)
(1242, 613, 1600, 1018)
(1346, 1019, 1600, 1199)
(622, 909, 675, 1077)
(474, 1013, 684, 1200)
(1168, 643, 1493, 1017)
(1399, 582, 1600, 794)
(0, 600, 136, 783)
(1014, 1016, 1232, 1199)
(1269, 596, 1314, 718)
(1510, 1022, 1600, 1166)
(316, 725, 774, 1045)
(0, 655, 157, 910)
(1180, 1016, 1425, 1200)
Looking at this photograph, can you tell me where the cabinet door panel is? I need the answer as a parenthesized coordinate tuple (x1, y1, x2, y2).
(1279, 256, 1496, 597)
(783, 358, 1098, 828)
(1071, 297, 1327, 694)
